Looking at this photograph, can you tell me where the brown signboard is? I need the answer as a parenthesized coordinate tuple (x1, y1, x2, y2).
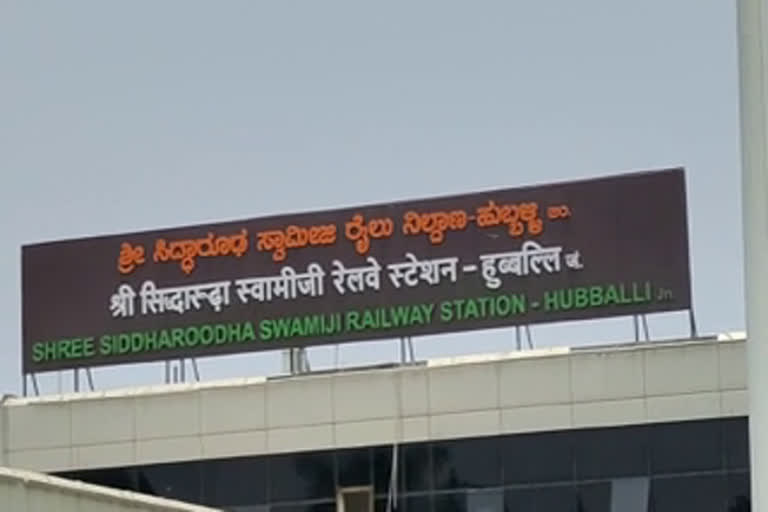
(22, 168, 691, 372)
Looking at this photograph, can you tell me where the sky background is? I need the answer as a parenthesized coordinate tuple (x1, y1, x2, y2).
(0, 0, 743, 395)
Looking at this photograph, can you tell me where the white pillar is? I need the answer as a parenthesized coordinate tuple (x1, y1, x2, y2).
(739, 0, 768, 508)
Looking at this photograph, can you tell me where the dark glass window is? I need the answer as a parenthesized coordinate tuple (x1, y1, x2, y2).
(50, 418, 754, 512)
(58, 467, 137, 492)
(433, 490, 503, 512)
(537, 485, 577, 512)
(373, 445, 397, 495)
(650, 420, 722, 474)
(504, 430, 573, 484)
(337, 447, 372, 487)
(269, 451, 335, 503)
(200, 456, 267, 507)
(433, 492, 466, 512)
(726, 497, 752, 512)
(136, 461, 202, 503)
(577, 483, 610, 512)
(402, 494, 432, 512)
(573, 425, 649, 479)
(610, 477, 650, 512)
(504, 488, 537, 512)
(506, 485, 576, 512)
(403, 443, 431, 492)
(651, 475, 727, 512)
(727, 472, 751, 512)
(468, 489, 504, 512)
(377, 494, 432, 512)
(433, 437, 501, 490)
(723, 417, 749, 470)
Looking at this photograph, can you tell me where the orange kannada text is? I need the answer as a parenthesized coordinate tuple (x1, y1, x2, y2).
(117, 242, 146, 274)
(345, 214, 394, 255)
(402, 210, 468, 245)
(257, 224, 336, 262)
(154, 229, 249, 274)
(547, 204, 572, 220)
(475, 200, 543, 237)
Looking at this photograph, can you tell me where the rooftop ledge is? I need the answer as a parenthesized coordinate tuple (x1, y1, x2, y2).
(0, 466, 219, 511)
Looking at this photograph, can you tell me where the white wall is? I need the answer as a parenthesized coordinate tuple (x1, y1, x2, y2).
(0, 336, 747, 473)
(738, 1, 768, 508)
(0, 466, 220, 512)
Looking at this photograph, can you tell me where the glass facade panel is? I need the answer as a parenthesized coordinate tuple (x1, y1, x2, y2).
(535, 485, 577, 512)
(466, 489, 504, 512)
(610, 477, 650, 512)
(573, 425, 649, 479)
(201, 456, 267, 507)
(651, 475, 727, 512)
(404, 495, 432, 511)
(375, 495, 433, 512)
(52, 417, 751, 512)
(727, 473, 751, 511)
(373, 445, 397, 495)
(433, 492, 466, 512)
(503, 430, 573, 484)
(432, 489, 503, 512)
(576, 483, 610, 512)
(403, 443, 431, 492)
(269, 451, 335, 503)
(504, 488, 537, 512)
(433, 437, 501, 490)
(650, 420, 722, 474)
(724, 417, 750, 470)
(337, 447, 372, 487)
(136, 461, 202, 503)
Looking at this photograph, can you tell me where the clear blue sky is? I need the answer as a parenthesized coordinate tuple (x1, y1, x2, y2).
(0, 0, 742, 394)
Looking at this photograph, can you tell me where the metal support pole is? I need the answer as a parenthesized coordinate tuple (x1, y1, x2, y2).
(386, 443, 399, 512)
(31, 374, 39, 396)
(632, 315, 640, 342)
(633, 315, 650, 342)
(86, 368, 95, 391)
(73, 369, 80, 392)
(180, 359, 186, 383)
(398, 337, 416, 365)
(641, 314, 650, 341)
(22, 373, 27, 397)
(515, 325, 534, 349)
(688, 309, 699, 339)
(191, 359, 200, 382)
(164, 361, 171, 384)
(525, 325, 533, 349)
(738, 0, 767, 506)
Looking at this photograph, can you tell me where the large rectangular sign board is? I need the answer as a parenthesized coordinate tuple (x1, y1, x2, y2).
(22, 168, 691, 372)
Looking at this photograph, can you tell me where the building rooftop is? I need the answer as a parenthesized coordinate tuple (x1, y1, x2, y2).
(0, 333, 747, 474)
